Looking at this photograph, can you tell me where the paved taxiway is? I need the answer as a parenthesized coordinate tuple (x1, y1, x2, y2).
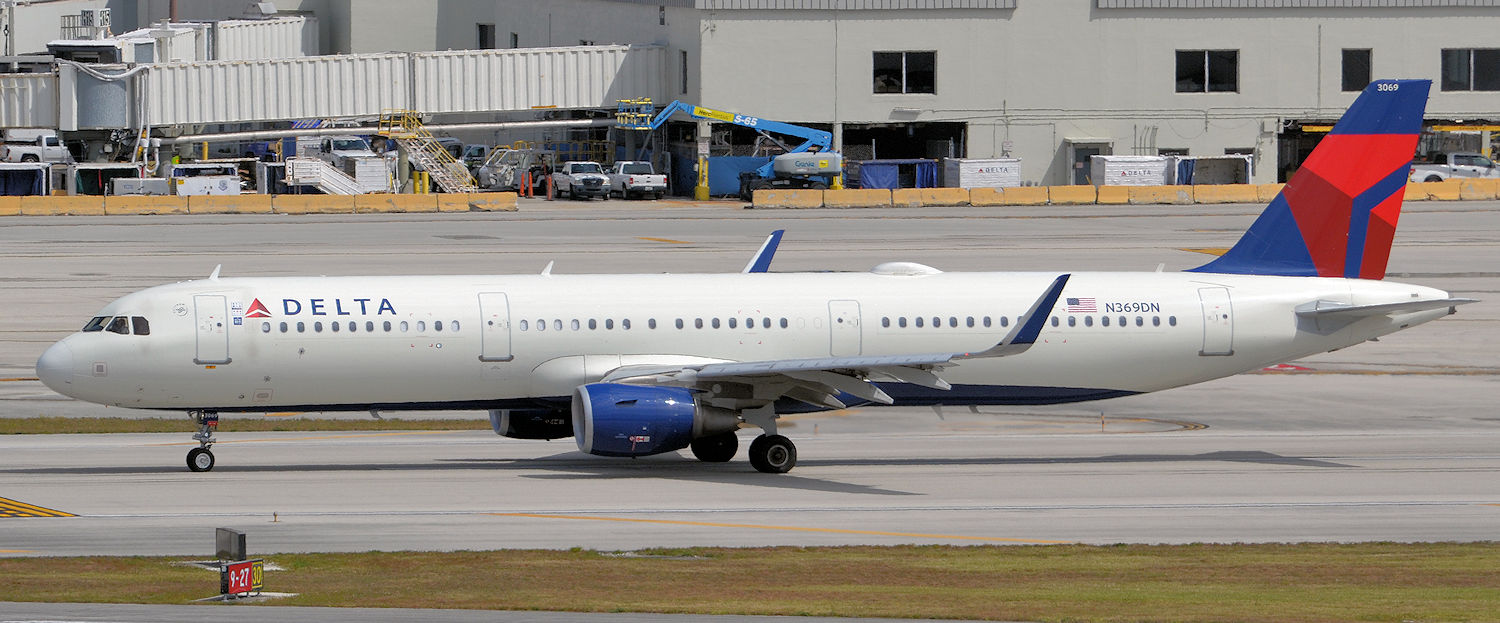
(1, 200, 1496, 556)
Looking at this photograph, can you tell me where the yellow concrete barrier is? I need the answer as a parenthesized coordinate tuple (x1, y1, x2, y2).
(1403, 182, 1428, 202)
(1417, 180, 1461, 201)
(1255, 183, 1285, 203)
(355, 193, 440, 213)
(0, 196, 20, 216)
(187, 194, 274, 214)
(104, 195, 188, 215)
(19, 195, 105, 216)
(1190, 184, 1259, 204)
(1458, 178, 1499, 201)
(436, 194, 471, 212)
(1128, 185, 1194, 205)
(822, 189, 892, 208)
(1001, 186, 1049, 206)
(1048, 185, 1097, 205)
(463, 192, 519, 212)
(892, 187, 969, 207)
(967, 187, 1005, 206)
(272, 194, 356, 214)
(751, 189, 823, 209)
(1095, 186, 1129, 205)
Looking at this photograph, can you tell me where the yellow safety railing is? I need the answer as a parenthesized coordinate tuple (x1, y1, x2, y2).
(615, 98, 655, 131)
(377, 109, 476, 193)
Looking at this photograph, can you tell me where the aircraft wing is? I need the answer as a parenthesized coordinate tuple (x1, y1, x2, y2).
(600, 274, 1071, 409)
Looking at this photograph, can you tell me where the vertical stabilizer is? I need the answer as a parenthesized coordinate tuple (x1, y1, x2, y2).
(1190, 79, 1430, 279)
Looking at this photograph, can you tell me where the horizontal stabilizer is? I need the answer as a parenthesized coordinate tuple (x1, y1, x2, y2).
(1296, 298, 1477, 318)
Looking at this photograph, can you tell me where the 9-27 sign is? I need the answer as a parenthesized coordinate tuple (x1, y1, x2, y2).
(221, 559, 264, 596)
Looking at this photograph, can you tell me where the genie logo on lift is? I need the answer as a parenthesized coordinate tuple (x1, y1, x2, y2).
(277, 297, 398, 316)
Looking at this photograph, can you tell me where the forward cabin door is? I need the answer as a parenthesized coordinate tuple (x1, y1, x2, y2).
(193, 294, 231, 365)
(478, 292, 514, 362)
(828, 300, 862, 356)
(1198, 287, 1234, 356)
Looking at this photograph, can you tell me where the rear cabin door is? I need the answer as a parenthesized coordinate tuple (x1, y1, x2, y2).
(478, 292, 514, 362)
(828, 300, 862, 356)
(1198, 287, 1234, 356)
(193, 294, 231, 365)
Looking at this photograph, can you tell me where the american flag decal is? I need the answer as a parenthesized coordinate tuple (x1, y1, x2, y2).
(1065, 297, 1096, 313)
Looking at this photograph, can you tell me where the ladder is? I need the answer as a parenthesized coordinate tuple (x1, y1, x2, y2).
(284, 157, 365, 195)
(377, 110, 478, 193)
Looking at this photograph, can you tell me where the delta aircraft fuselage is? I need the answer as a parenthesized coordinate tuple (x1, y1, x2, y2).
(32, 79, 1473, 474)
(37, 269, 1450, 413)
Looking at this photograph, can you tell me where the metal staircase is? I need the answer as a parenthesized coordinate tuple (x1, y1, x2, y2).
(378, 110, 478, 193)
(284, 157, 365, 195)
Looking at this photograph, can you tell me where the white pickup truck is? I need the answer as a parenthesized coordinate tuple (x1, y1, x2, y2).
(550, 161, 611, 200)
(1409, 152, 1499, 182)
(2, 130, 74, 164)
(609, 161, 668, 199)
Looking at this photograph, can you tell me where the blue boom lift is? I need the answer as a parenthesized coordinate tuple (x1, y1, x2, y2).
(617, 99, 843, 200)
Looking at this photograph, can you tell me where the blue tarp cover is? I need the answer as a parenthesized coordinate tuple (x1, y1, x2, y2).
(0, 167, 47, 196)
(670, 155, 771, 196)
(856, 159, 938, 189)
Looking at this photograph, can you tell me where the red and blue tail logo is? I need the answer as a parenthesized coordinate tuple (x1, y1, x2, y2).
(1191, 79, 1430, 280)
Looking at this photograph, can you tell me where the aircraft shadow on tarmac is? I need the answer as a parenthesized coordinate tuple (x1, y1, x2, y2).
(1, 450, 1353, 490)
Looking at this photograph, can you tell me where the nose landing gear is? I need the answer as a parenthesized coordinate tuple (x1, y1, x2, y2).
(186, 410, 218, 472)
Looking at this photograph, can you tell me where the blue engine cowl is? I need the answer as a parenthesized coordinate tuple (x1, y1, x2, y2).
(572, 384, 739, 457)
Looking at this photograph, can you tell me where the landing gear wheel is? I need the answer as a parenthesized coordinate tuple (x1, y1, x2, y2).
(748, 434, 796, 473)
(690, 432, 739, 462)
(187, 447, 216, 472)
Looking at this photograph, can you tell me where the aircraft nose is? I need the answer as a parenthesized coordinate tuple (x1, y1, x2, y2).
(36, 341, 75, 394)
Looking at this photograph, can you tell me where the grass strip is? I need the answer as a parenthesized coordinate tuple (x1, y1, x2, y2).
(0, 416, 489, 435)
(2, 543, 1498, 621)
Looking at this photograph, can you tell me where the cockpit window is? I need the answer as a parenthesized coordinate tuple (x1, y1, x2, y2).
(106, 316, 130, 335)
(82, 317, 108, 332)
(132, 317, 150, 336)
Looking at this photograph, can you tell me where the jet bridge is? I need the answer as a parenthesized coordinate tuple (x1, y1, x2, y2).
(2, 44, 666, 131)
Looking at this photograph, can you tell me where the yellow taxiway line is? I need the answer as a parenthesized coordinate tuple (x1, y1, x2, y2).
(488, 512, 1071, 544)
(637, 237, 692, 244)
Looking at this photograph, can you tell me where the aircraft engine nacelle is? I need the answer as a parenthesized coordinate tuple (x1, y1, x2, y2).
(571, 383, 740, 458)
(488, 409, 573, 440)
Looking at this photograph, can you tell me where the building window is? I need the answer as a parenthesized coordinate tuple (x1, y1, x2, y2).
(1441, 49, 1500, 91)
(1175, 50, 1238, 93)
(509, 32, 519, 49)
(680, 50, 689, 95)
(873, 51, 936, 94)
(1342, 49, 1371, 92)
(477, 24, 496, 50)
(579, 39, 596, 46)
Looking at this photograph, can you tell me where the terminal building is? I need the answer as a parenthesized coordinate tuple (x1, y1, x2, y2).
(3, 0, 1499, 188)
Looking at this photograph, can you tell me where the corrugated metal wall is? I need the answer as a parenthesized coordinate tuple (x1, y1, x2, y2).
(142, 45, 665, 126)
(212, 17, 318, 61)
(412, 46, 667, 115)
(0, 74, 58, 129)
(145, 54, 410, 126)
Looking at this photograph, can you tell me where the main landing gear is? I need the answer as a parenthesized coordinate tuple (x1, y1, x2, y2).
(738, 406, 797, 474)
(186, 410, 218, 472)
(689, 431, 797, 473)
(748, 434, 796, 474)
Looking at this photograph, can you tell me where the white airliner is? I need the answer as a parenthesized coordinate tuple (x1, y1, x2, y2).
(36, 80, 1474, 473)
